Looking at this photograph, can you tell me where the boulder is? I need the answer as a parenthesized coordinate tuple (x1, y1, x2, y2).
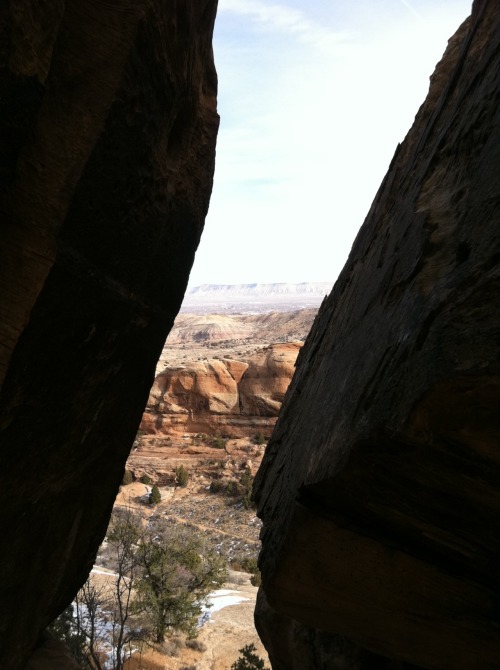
(0, 1, 218, 667)
(254, 2, 500, 668)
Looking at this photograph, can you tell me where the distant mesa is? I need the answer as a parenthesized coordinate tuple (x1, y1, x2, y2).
(182, 282, 333, 313)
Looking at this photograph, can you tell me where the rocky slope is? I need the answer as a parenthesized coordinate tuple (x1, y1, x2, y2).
(164, 308, 317, 345)
(254, 2, 500, 668)
(0, 2, 219, 668)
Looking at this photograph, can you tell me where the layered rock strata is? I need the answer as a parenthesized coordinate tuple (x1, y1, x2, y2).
(141, 343, 302, 437)
(254, 2, 500, 668)
(0, 1, 218, 667)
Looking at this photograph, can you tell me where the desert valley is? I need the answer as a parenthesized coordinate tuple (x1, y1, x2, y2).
(93, 284, 328, 669)
(3, 4, 500, 668)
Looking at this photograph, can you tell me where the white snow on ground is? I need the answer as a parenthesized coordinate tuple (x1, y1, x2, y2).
(206, 589, 250, 615)
(91, 567, 119, 577)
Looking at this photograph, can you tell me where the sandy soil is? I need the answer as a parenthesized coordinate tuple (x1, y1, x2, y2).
(119, 573, 268, 670)
(195, 574, 268, 670)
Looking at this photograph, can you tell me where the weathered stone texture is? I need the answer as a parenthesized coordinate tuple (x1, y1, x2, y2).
(254, 1, 500, 667)
(0, 1, 218, 667)
(141, 342, 302, 436)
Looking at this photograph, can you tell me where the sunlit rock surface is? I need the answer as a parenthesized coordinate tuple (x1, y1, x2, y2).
(141, 342, 302, 436)
(254, 2, 500, 668)
(0, 1, 218, 667)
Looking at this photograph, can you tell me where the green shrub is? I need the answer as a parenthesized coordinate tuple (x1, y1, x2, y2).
(209, 430, 227, 450)
(239, 556, 258, 574)
(141, 473, 152, 485)
(231, 643, 268, 670)
(122, 469, 134, 485)
(175, 465, 190, 487)
(209, 479, 225, 494)
(232, 556, 261, 586)
(225, 480, 240, 497)
(149, 484, 161, 505)
(250, 570, 262, 587)
(240, 467, 254, 509)
(254, 431, 266, 445)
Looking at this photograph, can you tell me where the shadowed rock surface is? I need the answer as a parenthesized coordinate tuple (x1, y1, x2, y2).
(254, 1, 500, 668)
(0, 1, 218, 667)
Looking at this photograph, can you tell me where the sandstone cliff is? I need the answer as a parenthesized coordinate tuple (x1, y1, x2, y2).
(0, 2, 218, 667)
(254, 1, 500, 668)
(141, 342, 302, 437)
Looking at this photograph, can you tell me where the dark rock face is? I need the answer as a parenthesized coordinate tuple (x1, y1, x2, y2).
(254, 590, 419, 670)
(254, 1, 500, 668)
(0, 1, 218, 667)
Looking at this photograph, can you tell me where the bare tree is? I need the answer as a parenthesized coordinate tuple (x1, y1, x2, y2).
(71, 508, 143, 670)
(106, 509, 142, 670)
(49, 510, 228, 665)
(75, 578, 108, 670)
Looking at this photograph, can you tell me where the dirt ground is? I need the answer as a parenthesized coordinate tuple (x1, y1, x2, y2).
(117, 572, 268, 670)
(195, 574, 268, 670)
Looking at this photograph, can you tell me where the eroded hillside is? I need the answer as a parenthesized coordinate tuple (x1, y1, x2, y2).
(139, 309, 317, 438)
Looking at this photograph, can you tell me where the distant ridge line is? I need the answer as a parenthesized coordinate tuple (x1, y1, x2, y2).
(187, 282, 333, 297)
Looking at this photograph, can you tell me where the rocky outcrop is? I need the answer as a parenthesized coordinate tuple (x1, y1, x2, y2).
(141, 342, 302, 436)
(239, 343, 300, 416)
(164, 309, 318, 345)
(167, 315, 255, 343)
(0, 1, 218, 667)
(254, 2, 500, 668)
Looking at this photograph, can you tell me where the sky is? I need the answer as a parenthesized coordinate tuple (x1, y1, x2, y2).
(187, 0, 472, 288)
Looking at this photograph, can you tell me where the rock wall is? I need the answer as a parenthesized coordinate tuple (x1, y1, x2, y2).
(0, 1, 218, 667)
(141, 342, 302, 436)
(254, 1, 500, 668)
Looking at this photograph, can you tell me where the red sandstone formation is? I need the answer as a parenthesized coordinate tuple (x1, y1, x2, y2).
(141, 343, 302, 437)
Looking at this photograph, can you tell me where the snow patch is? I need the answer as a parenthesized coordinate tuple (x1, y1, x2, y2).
(206, 589, 250, 615)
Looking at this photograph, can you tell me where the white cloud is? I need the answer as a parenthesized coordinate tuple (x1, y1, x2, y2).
(218, 0, 351, 54)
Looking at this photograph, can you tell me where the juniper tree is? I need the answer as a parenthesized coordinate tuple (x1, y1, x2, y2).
(134, 520, 227, 643)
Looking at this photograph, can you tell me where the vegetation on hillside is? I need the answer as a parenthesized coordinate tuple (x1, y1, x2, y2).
(149, 484, 162, 505)
(231, 643, 269, 670)
(49, 511, 228, 668)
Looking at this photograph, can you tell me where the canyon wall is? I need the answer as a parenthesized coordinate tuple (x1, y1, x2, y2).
(141, 342, 302, 437)
(0, 1, 218, 667)
(254, 1, 500, 668)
